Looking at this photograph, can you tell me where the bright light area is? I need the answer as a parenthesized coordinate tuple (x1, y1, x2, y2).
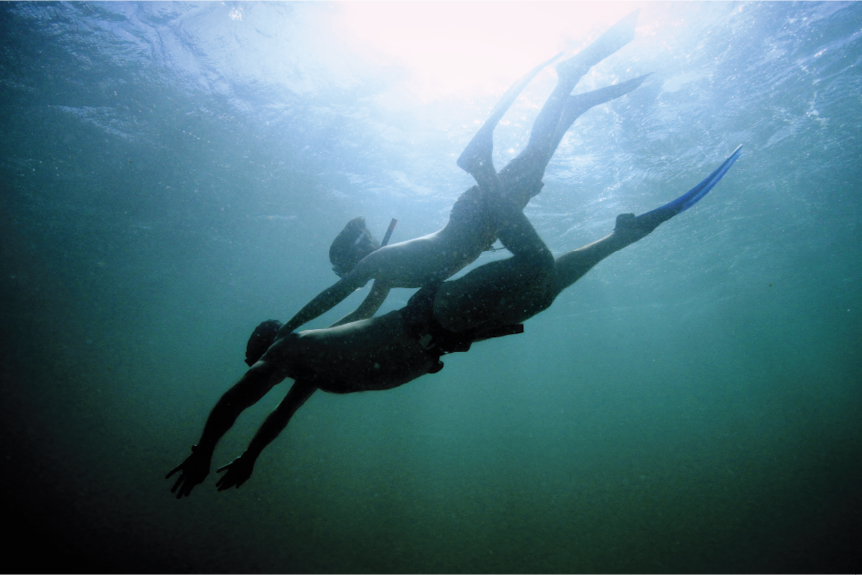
(333, 2, 643, 100)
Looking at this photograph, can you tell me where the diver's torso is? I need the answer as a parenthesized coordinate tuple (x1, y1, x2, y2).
(361, 185, 497, 289)
(289, 310, 439, 394)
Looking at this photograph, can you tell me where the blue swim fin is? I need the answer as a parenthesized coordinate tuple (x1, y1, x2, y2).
(642, 145, 742, 220)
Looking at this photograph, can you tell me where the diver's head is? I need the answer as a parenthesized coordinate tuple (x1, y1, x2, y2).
(329, 216, 380, 277)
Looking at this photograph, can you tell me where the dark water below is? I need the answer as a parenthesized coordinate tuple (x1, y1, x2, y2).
(2, 2, 861, 573)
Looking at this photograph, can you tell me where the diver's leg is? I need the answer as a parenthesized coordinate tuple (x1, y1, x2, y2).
(498, 75, 650, 206)
(481, 177, 553, 270)
(432, 204, 554, 334)
(526, 11, 639, 161)
(457, 52, 562, 189)
(551, 146, 743, 296)
(498, 10, 640, 193)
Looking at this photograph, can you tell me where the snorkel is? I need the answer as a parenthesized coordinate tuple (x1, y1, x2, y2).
(352, 218, 397, 248)
(381, 218, 397, 247)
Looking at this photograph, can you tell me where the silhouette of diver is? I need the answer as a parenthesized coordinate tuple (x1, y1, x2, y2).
(166, 146, 742, 497)
(275, 10, 648, 337)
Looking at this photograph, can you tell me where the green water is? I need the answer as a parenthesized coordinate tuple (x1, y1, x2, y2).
(1, 2, 860, 572)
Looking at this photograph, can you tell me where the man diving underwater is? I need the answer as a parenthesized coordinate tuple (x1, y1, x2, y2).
(166, 146, 742, 497)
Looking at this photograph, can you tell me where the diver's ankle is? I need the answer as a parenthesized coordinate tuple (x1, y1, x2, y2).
(612, 213, 653, 245)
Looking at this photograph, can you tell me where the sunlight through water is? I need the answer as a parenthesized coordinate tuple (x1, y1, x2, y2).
(333, 1, 645, 100)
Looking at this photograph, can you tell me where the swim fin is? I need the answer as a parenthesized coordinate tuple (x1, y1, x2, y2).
(615, 145, 742, 236)
(642, 145, 742, 220)
(551, 72, 653, 153)
(556, 9, 640, 81)
(457, 52, 563, 179)
(458, 9, 641, 183)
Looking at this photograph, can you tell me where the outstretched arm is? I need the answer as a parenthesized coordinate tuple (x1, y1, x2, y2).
(166, 360, 285, 498)
(278, 273, 369, 337)
(331, 279, 391, 326)
(215, 380, 317, 491)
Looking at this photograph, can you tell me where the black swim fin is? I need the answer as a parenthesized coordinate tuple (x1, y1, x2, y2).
(551, 72, 652, 152)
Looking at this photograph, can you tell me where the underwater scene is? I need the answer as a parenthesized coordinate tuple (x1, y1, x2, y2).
(1, 2, 860, 573)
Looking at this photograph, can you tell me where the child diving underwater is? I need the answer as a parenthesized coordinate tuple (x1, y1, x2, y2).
(276, 10, 649, 337)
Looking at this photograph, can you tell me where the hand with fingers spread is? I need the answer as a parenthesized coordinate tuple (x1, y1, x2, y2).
(216, 452, 256, 491)
(166, 445, 212, 499)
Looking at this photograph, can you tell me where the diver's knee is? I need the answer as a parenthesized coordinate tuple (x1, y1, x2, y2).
(537, 246, 555, 272)
(522, 246, 554, 275)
